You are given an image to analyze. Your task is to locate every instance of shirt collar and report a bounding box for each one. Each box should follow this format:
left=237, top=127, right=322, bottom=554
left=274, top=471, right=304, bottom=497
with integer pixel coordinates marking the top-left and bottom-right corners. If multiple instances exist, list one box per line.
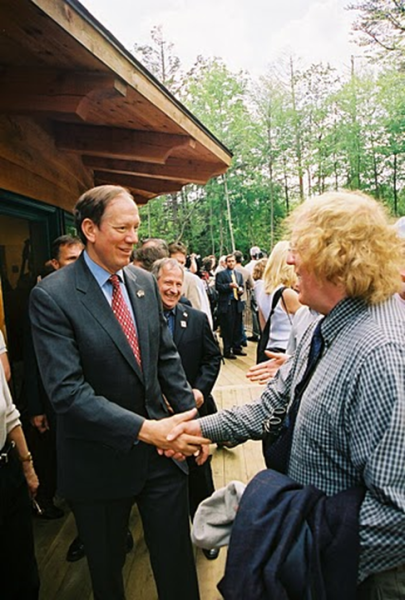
left=84, top=250, right=124, bottom=288
left=321, top=296, right=368, bottom=347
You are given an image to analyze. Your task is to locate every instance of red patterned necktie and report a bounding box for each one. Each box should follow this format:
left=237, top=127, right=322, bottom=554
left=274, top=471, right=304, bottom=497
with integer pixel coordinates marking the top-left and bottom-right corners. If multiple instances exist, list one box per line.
left=109, top=274, right=142, bottom=369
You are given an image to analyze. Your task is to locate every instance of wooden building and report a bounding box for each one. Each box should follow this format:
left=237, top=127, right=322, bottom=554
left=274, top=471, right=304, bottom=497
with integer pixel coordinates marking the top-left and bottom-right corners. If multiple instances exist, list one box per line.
left=0, top=0, right=232, bottom=387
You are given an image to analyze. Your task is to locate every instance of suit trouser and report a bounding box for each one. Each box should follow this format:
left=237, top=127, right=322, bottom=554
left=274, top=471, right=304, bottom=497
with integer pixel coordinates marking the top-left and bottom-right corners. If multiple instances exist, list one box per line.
left=70, top=448, right=200, bottom=600
left=0, top=453, right=40, bottom=600
left=220, top=301, right=242, bottom=354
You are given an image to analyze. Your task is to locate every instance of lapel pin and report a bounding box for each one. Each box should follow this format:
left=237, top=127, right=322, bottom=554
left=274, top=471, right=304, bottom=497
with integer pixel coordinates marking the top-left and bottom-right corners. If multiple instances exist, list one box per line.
left=181, top=320, right=187, bottom=328
left=137, top=290, right=145, bottom=298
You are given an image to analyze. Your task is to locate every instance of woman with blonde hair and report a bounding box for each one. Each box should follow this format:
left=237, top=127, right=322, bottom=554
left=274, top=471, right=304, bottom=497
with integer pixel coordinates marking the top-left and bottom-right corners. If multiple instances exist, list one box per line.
left=256, top=240, right=301, bottom=362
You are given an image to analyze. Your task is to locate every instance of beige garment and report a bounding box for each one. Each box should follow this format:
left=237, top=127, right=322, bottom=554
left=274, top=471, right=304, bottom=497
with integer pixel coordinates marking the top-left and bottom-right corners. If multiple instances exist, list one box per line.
left=230, top=271, right=239, bottom=300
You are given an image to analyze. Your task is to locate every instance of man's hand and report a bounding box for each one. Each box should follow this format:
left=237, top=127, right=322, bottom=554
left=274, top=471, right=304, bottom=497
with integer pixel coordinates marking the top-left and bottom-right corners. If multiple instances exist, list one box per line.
left=195, top=442, right=210, bottom=466
left=138, top=409, right=210, bottom=457
left=192, top=389, right=204, bottom=409
left=30, top=414, right=49, bottom=433
left=166, top=418, right=208, bottom=445
left=246, top=351, right=289, bottom=384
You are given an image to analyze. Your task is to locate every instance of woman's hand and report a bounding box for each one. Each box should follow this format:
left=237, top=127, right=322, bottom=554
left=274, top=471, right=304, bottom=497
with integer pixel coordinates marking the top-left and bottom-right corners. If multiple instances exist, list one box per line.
left=22, top=461, right=39, bottom=498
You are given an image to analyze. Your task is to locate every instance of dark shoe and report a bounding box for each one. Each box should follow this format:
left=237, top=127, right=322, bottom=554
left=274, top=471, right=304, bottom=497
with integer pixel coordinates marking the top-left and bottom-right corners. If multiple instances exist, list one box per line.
left=35, top=502, right=64, bottom=520
left=247, top=336, right=259, bottom=342
left=126, top=530, right=134, bottom=553
left=233, top=349, right=247, bottom=356
left=66, top=536, right=86, bottom=562
left=203, top=548, right=220, bottom=560
left=241, top=341, right=248, bottom=347
left=223, top=352, right=237, bottom=359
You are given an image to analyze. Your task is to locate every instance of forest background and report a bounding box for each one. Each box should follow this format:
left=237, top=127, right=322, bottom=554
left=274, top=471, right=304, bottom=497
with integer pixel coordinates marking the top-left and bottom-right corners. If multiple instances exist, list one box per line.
left=134, top=1, right=405, bottom=259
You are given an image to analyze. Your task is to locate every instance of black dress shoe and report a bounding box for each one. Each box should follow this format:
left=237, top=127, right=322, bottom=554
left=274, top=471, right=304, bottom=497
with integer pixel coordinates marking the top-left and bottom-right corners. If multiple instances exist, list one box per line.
left=126, top=530, right=134, bottom=553
left=233, top=349, right=247, bottom=356
left=247, top=336, right=259, bottom=342
left=223, top=352, right=237, bottom=359
left=241, top=341, right=248, bottom=347
left=202, top=548, right=220, bottom=560
left=66, top=536, right=86, bottom=562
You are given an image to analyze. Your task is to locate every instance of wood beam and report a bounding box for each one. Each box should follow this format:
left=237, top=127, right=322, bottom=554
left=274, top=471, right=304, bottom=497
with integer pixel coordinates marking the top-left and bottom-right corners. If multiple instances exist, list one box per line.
left=55, top=123, right=194, bottom=164
left=83, top=155, right=226, bottom=184
left=0, top=69, right=127, bottom=120
left=94, top=170, right=183, bottom=194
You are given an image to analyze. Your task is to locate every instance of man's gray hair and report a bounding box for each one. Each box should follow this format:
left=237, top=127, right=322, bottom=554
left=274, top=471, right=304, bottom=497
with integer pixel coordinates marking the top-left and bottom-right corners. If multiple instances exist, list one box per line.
left=151, top=257, right=184, bottom=279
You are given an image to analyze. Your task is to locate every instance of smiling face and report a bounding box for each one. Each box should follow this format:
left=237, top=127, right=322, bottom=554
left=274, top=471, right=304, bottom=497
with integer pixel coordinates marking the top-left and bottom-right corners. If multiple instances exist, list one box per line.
left=156, top=263, right=184, bottom=310
left=83, top=194, right=140, bottom=274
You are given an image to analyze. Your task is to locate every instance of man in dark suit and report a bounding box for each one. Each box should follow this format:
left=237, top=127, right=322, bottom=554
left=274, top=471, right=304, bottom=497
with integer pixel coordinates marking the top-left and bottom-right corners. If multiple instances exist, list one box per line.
left=26, top=235, right=84, bottom=520
left=152, top=258, right=222, bottom=560
left=215, top=254, right=246, bottom=359
left=29, top=185, right=205, bottom=600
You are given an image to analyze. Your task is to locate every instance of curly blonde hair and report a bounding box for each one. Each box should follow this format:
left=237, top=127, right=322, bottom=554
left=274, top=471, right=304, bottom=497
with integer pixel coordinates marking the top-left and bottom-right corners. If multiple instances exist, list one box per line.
left=286, top=190, right=402, bottom=305
left=252, top=258, right=268, bottom=281
left=263, top=241, right=297, bottom=294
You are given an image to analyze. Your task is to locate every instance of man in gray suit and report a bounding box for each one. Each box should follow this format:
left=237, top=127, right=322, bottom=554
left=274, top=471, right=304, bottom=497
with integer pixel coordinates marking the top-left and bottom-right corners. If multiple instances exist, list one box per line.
left=29, top=185, right=205, bottom=600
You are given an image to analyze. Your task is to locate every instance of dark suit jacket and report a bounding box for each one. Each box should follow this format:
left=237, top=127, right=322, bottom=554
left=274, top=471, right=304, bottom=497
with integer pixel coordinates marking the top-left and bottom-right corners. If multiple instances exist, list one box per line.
left=29, top=254, right=195, bottom=501
left=173, top=302, right=221, bottom=415
left=215, top=268, right=244, bottom=315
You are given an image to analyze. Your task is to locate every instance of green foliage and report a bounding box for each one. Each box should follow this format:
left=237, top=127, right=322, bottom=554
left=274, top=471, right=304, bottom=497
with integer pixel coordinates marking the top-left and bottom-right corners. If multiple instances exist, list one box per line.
left=136, top=26, right=405, bottom=261
left=348, top=0, right=405, bottom=66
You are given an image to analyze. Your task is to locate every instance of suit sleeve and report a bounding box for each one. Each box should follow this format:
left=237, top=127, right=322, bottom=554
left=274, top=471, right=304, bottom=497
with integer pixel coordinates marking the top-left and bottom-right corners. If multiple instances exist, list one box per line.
left=29, top=285, right=143, bottom=453
left=215, top=271, right=231, bottom=294
left=193, top=314, right=221, bottom=399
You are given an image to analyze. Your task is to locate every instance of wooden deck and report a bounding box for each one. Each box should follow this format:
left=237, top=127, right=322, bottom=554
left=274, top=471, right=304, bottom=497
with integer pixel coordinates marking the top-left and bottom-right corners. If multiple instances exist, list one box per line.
left=33, top=341, right=265, bottom=599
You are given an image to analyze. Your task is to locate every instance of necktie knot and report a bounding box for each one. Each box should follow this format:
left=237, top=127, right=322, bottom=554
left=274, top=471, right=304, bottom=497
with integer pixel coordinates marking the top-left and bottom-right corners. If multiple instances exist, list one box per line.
left=164, top=310, right=175, bottom=335
left=109, top=274, right=121, bottom=288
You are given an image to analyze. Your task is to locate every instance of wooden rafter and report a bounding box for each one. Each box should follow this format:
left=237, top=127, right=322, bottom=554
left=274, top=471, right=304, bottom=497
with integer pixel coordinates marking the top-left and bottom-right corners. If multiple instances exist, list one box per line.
left=0, top=68, right=127, bottom=120
left=55, top=123, right=194, bottom=163
left=94, top=170, right=183, bottom=194
left=83, top=155, right=225, bottom=184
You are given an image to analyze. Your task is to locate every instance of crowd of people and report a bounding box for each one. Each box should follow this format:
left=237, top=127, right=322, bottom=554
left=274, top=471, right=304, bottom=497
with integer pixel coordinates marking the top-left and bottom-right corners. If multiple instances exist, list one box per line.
left=1, top=183, right=404, bottom=600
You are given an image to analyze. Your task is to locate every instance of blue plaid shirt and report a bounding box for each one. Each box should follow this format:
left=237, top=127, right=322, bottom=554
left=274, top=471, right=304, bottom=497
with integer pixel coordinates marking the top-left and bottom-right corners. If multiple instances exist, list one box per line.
left=201, top=296, right=405, bottom=581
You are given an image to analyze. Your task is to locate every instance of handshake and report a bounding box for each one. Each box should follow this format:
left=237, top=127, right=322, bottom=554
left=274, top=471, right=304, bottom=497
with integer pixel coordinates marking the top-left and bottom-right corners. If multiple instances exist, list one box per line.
left=138, top=409, right=211, bottom=465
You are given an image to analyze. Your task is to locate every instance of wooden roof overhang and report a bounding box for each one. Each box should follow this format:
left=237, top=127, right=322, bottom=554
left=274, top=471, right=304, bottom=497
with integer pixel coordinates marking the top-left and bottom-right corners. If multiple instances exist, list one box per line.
left=0, top=0, right=232, bottom=207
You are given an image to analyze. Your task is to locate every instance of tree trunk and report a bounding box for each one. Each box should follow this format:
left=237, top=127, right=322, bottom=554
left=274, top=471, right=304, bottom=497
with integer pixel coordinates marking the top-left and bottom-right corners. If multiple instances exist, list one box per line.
left=223, top=173, right=235, bottom=252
